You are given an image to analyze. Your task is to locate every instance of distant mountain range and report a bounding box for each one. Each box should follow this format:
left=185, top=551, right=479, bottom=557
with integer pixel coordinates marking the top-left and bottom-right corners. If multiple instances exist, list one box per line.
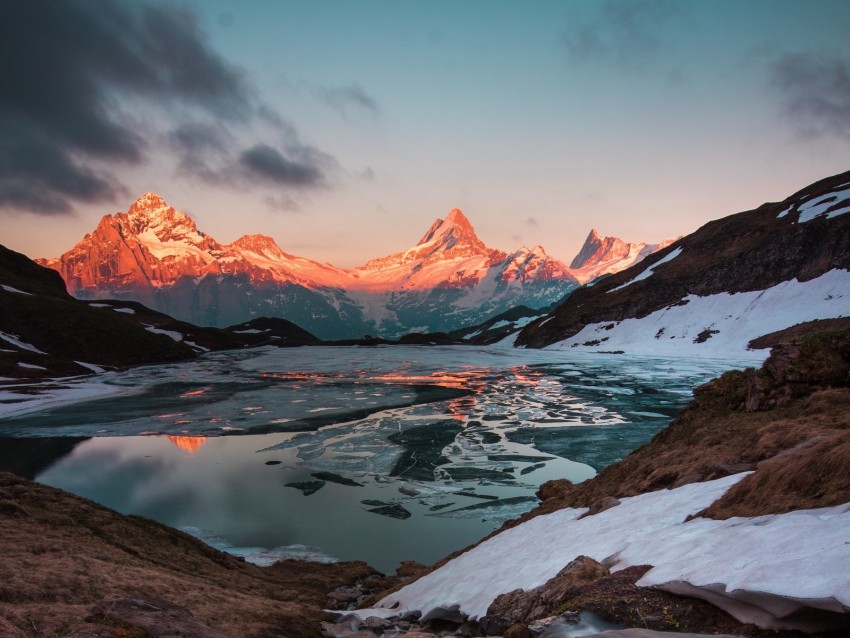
left=516, top=169, right=850, bottom=358
left=38, top=194, right=663, bottom=339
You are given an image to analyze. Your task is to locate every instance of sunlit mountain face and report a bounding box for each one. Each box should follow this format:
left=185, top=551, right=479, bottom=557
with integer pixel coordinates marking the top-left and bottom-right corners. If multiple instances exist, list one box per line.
left=40, top=194, right=661, bottom=340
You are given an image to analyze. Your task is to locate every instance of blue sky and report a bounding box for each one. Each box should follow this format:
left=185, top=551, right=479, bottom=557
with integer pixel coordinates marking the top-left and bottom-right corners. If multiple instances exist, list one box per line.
left=2, top=0, right=849, bottom=267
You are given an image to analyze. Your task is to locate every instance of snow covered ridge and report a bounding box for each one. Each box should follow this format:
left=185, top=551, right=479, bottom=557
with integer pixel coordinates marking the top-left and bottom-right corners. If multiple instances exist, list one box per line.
left=37, top=194, right=668, bottom=339
left=606, top=247, right=682, bottom=293
left=777, top=182, right=850, bottom=223
left=547, top=268, right=850, bottom=359
left=355, top=474, right=850, bottom=632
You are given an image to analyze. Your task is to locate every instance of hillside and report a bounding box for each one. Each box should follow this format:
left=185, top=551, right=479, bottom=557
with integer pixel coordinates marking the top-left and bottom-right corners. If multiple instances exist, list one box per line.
left=515, top=170, right=850, bottom=356
left=0, top=242, right=321, bottom=382
left=0, top=472, right=379, bottom=637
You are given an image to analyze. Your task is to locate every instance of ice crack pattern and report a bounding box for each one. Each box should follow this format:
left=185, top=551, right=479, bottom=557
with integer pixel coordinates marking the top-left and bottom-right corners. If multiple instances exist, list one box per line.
left=9, top=346, right=743, bottom=572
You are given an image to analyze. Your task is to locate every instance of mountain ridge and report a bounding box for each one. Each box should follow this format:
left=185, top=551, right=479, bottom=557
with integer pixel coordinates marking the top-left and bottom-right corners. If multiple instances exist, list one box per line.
left=515, top=169, right=850, bottom=356
left=40, top=196, right=661, bottom=339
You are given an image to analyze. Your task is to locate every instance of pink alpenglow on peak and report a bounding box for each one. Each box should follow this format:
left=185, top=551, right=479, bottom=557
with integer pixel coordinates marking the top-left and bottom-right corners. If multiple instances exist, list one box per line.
left=39, top=195, right=650, bottom=339
left=568, top=228, right=674, bottom=285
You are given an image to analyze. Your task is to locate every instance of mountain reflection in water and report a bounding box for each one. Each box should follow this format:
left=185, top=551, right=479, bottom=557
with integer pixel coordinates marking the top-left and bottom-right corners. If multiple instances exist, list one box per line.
left=0, top=346, right=743, bottom=573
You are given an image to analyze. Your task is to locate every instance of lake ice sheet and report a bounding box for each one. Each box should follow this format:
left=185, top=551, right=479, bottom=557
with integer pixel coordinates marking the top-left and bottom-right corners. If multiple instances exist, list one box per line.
left=0, top=346, right=742, bottom=573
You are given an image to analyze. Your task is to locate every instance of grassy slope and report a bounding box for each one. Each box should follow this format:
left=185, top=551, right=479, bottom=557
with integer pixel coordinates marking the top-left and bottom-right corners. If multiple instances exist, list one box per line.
left=0, top=472, right=377, bottom=637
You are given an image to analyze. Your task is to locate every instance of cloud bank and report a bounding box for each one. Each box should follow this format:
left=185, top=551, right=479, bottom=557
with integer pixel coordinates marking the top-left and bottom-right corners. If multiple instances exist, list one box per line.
left=771, top=51, right=850, bottom=140
left=0, top=0, right=332, bottom=216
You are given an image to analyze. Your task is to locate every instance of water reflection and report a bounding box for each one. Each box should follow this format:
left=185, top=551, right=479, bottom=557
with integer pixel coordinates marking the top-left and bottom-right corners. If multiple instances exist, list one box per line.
left=165, top=435, right=207, bottom=455
left=0, top=346, right=745, bottom=573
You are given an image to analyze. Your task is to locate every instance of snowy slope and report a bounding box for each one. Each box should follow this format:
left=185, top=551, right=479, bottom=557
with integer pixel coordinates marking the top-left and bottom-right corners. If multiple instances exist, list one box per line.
left=549, top=269, right=850, bottom=359
left=517, top=169, right=850, bottom=352
left=356, top=474, right=850, bottom=631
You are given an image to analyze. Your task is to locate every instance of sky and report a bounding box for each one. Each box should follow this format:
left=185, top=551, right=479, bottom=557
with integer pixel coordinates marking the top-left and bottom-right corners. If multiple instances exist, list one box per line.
left=2, top=0, right=849, bottom=268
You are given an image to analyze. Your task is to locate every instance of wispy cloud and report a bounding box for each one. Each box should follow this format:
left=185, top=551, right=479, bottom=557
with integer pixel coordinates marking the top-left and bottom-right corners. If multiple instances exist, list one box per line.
left=561, top=0, right=683, bottom=72
left=770, top=51, right=850, bottom=140
left=0, top=0, right=334, bottom=216
left=315, top=83, right=381, bottom=119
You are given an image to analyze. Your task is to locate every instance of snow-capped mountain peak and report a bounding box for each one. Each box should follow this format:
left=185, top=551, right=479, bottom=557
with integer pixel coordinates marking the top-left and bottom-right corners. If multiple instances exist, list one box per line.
left=412, top=208, right=491, bottom=260
left=42, top=198, right=577, bottom=339
left=122, top=192, right=205, bottom=247
left=568, top=228, right=669, bottom=285
left=229, top=234, right=289, bottom=261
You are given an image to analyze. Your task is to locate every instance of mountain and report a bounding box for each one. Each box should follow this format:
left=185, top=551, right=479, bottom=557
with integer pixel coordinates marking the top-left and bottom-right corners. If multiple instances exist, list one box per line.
left=347, top=209, right=579, bottom=335
left=0, top=242, right=321, bottom=381
left=0, top=242, right=198, bottom=379
left=569, top=229, right=675, bottom=285
left=515, top=170, right=850, bottom=357
left=40, top=197, right=580, bottom=339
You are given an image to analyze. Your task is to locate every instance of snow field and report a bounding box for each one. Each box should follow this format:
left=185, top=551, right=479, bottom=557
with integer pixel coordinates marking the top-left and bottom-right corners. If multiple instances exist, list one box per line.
left=549, top=269, right=850, bottom=359
left=359, top=474, right=850, bottom=631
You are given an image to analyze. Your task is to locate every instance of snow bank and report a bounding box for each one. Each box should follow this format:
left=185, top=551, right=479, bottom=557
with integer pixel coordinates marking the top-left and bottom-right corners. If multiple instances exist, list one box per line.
left=607, top=247, right=682, bottom=293
left=549, top=269, right=850, bottom=359
left=356, top=474, right=850, bottom=631
left=0, top=330, right=47, bottom=354
left=1, top=284, right=32, bottom=295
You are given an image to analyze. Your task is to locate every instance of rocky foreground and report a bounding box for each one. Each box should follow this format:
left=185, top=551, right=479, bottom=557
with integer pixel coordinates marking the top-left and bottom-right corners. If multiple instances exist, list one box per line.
left=1, top=327, right=849, bottom=637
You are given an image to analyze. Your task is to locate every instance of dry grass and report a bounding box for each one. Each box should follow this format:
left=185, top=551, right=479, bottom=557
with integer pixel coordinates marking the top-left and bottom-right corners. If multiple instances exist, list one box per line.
left=0, top=473, right=377, bottom=637
left=504, top=329, right=850, bottom=530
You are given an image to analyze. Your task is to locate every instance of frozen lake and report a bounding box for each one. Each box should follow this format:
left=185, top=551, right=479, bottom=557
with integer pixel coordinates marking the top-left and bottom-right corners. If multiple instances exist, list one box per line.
left=0, top=345, right=745, bottom=573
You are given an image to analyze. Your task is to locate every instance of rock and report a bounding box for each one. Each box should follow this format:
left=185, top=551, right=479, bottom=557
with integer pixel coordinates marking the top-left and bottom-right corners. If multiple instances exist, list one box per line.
left=484, top=556, right=609, bottom=630
left=584, top=631, right=744, bottom=638
left=86, top=596, right=232, bottom=638
left=327, top=585, right=363, bottom=608
left=478, top=614, right=514, bottom=635
left=527, top=611, right=580, bottom=635
left=457, top=620, right=483, bottom=636
left=580, top=496, right=621, bottom=518
left=321, top=621, right=378, bottom=638
left=360, top=616, right=397, bottom=631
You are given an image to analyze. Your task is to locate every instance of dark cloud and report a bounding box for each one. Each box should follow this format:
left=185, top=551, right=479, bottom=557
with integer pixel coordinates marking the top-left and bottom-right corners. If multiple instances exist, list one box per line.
left=239, top=144, right=325, bottom=187
left=561, top=0, right=682, bottom=71
left=0, top=0, right=331, bottom=216
left=525, top=217, right=538, bottom=227
left=770, top=52, right=850, bottom=139
left=316, top=84, right=380, bottom=119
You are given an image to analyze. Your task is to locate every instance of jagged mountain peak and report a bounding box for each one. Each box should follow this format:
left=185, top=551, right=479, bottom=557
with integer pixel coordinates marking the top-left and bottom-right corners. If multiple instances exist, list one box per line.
left=122, top=192, right=199, bottom=241
left=570, top=229, right=628, bottom=270
left=412, top=208, right=490, bottom=260
left=231, top=233, right=283, bottom=253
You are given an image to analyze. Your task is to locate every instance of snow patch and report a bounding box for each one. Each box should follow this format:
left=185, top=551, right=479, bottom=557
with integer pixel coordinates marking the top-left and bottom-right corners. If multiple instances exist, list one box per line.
left=113, top=307, right=136, bottom=314
left=73, top=361, right=106, bottom=374
left=1, top=284, right=32, bottom=295
left=359, top=474, right=850, bottom=631
left=553, top=269, right=850, bottom=359
left=18, top=362, right=47, bottom=370
left=0, top=331, right=47, bottom=355
left=797, top=186, right=850, bottom=223
left=144, top=325, right=184, bottom=342
left=607, top=247, right=682, bottom=293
